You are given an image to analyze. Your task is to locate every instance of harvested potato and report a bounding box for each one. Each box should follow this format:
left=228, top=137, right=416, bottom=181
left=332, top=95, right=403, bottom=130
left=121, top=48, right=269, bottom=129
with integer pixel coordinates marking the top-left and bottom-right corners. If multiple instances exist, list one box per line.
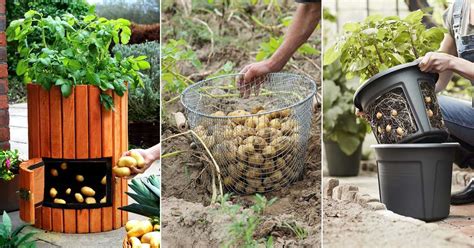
left=130, top=150, right=146, bottom=168
left=85, top=197, right=96, bottom=204
left=233, top=125, right=255, bottom=138
left=129, top=237, right=141, bottom=248
left=126, top=220, right=141, bottom=232
left=201, top=135, right=215, bottom=148
left=376, top=112, right=383, bottom=119
left=243, top=136, right=267, bottom=150
left=101, top=176, right=107, bottom=185
left=281, top=119, right=297, bottom=135
left=271, top=170, right=283, bottom=182
left=75, top=193, right=84, bottom=203
left=141, top=231, right=161, bottom=244
left=263, top=160, right=274, bottom=172
left=425, top=96, right=432, bottom=103
left=211, top=111, right=226, bottom=117
left=391, top=109, right=398, bottom=116
left=228, top=162, right=246, bottom=176
left=60, top=162, right=67, bottom=170
left=50, top=188, right=58, bottom=198
left=234, top=180, right=246, bottom=193
left=223, top=176, right=234, bottom=187
left=427, top=109, right=433, bottom=117
left=396, top=127, right=404, bottom=136
left=247, top=178, right=262, bottom=188
left=386, top=125, right=392, bottom=133
left=54, top=198, right=66, bottom=204
left=255, top=121, right=267, bottom=130
left=65, top=188, right=71, bottom=195
left=251, top=106, right=264, bottom=114
left=271, top=136, right=291, bottom=154
left=245, top=187, right=256, bottom=194
left=256, top=127, right=282, bottom=140
left=269, top=119, right=281, bottom=129
left=81, top=186, right=96, bottom=197
left=118, top=156, right=137, bottom=168
left=113, top=166, right=131, bottom=177
left=127, top=220, right=153, bottom=238
left=275, top=158, right=286, bottom=168
left=246, top=168, right=261, bottom=179
left=262, top=145, right=276, bottom=158
left=50, top=169, right=58, bottom=177
left=223, top=127, right=234, bottom=140
left=244, top=116, right=258, bottom=128
left=194, top=125, right=207, bottom=138
left=228, top=110, right=251, bottom=125
left=140, top=244, right=151, bottom=248
left=237, top=145, right=248, bottom=161
left=76, top=175, right=84, bottom=182
left=150, top=234, right=160, bottom=248
left=248, top=153, right=264, bottom=165
left=100, top=196, right=106, bottom=204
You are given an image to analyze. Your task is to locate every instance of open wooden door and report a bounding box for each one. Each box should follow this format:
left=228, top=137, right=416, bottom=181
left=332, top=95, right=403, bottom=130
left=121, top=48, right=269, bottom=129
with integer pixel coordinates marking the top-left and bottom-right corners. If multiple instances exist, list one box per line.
left=19, top=158, right=44, bottom=224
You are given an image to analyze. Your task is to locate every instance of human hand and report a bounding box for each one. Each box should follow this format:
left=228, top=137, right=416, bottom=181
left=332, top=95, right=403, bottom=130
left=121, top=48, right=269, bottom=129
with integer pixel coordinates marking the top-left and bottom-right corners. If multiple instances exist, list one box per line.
left=121, top=148, right=159, bottom=178
left=419, top=52, right=455, bottom=73
left=238, top=59, right=282, bottom=98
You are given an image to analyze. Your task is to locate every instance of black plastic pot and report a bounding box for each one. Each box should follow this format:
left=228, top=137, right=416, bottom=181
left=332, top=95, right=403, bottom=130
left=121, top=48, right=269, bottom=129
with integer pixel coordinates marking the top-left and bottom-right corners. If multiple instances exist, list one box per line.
left=0, top=175, right=19, bottom=212
left=372, top=143, right=459, bottom=221
left=354, top=61, right=448, bottom=144
left=325, top=140, right=362, bottom=177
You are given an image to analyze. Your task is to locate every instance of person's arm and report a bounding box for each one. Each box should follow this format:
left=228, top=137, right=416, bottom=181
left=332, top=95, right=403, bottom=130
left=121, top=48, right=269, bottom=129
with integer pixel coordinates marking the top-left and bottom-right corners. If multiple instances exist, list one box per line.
left=434, top=34, right=457, bottom=92
left=124, top=143, right=161, bottom=176
left=239, top=3, right=321, bottom=87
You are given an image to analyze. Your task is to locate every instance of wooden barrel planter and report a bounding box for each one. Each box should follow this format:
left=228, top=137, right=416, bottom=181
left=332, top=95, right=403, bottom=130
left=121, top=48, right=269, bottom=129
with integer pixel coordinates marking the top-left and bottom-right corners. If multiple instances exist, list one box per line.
left=19, top=84, right=129, bottom=233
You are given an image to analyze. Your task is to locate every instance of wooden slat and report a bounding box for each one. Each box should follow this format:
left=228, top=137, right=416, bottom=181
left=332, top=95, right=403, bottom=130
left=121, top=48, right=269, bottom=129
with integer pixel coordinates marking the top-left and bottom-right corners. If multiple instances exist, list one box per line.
left=50, top=87, right=63, bottom=158
left=88, top=87, right=102, bottom=158
left=19, top=165, right=25, bottom=221
left=101, top=207, right=113, bottom=232
left=39, top=87, right=51, bottom=157
left=27, top=84, right=41, bottom=159
left=77, top=209, right=89, bottom=233
left=62, top=88, right=75, bottom=159
left=75, top=86, right=89, bottom=158
left=90, top=208, right=102, bottom=233
left=63, top=209, right=76, bottom=233
left=34, top=206, right=42, bottom=228
left=121, top=178, right=128, bottom=224
left=51, top=208, right=64, bottom=232
left=42, top=207, right=52, bottom=231
left=101, top=91, right=113, bottom=158
left=113, top=177, right=122, bottom=229
left=121, top=92, right=129, bottom=225
left=19, top=161, right=35, bottom=223
left=113, top=93, right=125, bottom=226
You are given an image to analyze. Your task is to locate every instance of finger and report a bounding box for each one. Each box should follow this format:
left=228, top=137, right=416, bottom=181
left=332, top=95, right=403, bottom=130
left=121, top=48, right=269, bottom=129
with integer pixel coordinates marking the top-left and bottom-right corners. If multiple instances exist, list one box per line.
left=419, top=53, right=432, bottom=71
left=243, top=70, right=255, bottom=98
left=238, top=66, right=250, bottom=97
left=130, top=166, right=144, bottom=175
left=254, top=76, right=263, bottom=96
left=121, top=151, right=131, bottom=157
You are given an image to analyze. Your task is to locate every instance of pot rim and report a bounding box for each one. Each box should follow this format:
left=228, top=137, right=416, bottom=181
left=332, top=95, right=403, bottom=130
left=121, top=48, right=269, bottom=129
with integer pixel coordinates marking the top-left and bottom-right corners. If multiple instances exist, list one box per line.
left=353, top=60, right=439, bottom=110
left=371, top=142, right=459, bottom=149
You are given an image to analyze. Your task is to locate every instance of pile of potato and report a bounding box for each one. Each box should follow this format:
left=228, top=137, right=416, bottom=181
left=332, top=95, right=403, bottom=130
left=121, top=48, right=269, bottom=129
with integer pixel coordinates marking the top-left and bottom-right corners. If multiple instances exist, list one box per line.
left=194, top=107, right=302, bottom=194
left=113, top=151, right=146, bottom=177
left=49, top=162, right=107, bottom=205
left=124, top=220, right=160, bottom=248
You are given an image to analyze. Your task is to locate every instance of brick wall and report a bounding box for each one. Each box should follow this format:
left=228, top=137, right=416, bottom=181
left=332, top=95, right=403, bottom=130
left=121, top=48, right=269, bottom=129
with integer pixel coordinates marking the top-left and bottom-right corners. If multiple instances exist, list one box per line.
left=0, top=0, right=9, bottom=150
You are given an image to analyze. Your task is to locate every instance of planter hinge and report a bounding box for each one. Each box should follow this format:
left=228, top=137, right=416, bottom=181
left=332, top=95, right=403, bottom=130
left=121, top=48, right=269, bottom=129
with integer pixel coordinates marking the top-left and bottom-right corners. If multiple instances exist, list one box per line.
left=18, top=188, right=31, bottom=201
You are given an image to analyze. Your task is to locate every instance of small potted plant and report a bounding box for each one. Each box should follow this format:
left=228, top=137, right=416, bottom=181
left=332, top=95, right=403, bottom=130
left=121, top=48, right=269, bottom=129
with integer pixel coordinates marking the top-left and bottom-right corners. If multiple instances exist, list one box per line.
left=0, top=150, right=21, bottom=212
left=6, top=10, right=150, bottom=110
left=323, top=61, right=369, bottom=176
left=324, top=10, right=447, bottom=144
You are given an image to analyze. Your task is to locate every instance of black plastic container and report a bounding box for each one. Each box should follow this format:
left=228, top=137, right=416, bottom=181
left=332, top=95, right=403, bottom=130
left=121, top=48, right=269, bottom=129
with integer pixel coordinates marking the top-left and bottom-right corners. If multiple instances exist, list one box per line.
left=325, top=140, right=362, bottom=177
left=354, top=61, right=448, bottom=144
left=372, top=143, right=459, bottom=221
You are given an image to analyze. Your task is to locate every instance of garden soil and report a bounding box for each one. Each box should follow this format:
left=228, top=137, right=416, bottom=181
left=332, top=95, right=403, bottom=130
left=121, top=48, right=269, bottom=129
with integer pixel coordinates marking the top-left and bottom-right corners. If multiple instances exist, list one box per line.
left=161, top=107, right=321, bottom=247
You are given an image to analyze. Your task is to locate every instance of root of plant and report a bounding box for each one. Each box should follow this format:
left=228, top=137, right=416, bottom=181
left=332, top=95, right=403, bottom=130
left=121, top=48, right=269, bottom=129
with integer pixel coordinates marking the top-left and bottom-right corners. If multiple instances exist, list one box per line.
left=420, top=81, right=445, bottom=130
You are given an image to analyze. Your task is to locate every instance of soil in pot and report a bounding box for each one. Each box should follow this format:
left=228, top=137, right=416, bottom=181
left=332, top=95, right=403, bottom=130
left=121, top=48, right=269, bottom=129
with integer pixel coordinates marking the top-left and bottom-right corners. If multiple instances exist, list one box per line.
left=325, top=140, right=362, bottom=177
left=372, top=143, right=459, bottom=221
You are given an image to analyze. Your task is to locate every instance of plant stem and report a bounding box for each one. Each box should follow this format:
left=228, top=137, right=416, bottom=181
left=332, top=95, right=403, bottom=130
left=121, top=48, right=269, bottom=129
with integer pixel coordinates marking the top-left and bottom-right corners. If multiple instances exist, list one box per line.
left=374, top=43, right=384, bottom=64
left=408, top=27, right=419, bottom=58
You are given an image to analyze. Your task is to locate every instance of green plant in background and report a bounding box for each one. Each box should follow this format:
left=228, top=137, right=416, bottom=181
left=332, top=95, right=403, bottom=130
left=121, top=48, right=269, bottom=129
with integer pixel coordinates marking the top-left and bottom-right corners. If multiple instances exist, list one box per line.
left=113, top=42, right=160, bottom=122
left=324, top=10, right=445, bottom=81
left=0, top=211, right=36, bottom=248
left=220, top=194, right=277, bottom=248
left=0, top=150, right=21, bottom=182
left=120, top=175, right=160, bottom=220
left=7, top=11, right=150, bottom=109
left=323, top=61, right=369, bottom=155
left=162, top=39, right=202, bottom=94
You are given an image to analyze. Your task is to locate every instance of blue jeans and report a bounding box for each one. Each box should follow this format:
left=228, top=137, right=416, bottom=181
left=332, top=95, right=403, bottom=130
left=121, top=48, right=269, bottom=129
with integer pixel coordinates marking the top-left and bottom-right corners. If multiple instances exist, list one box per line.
left=438, top=95, right=474, bottom=148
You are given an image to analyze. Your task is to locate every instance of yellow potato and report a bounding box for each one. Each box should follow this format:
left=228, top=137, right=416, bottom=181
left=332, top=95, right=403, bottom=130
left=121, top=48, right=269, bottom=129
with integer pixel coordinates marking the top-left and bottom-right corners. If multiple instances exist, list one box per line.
left=54, top=198, right=66, bottom=204
left=150, top=235, right=160, bottom=248
left=269, top=119, right=281, bottom=129
left=246, top=168, right=261, bottom=179
left=153, top=224, right=160, bottom=231
left=228, top=110, right=250, bottom=125
left=256, top=127, right=282, bottom=140
left=140, top=244, right=150, bottom=248
left=141, top=231, right=161, bottom=244
left=101, top=176, right=107, bottom=185
left=244, top=116, right=258, bottom=128
left=129, top=237, right=141, bottom=248
left=65, top=188, right=71, bottom=195
left=223, top=176, right=234, bottom=187
left=201, top=135, right=215, bottom=148
left=85, top=197, right=96, bottom=204
left=50, top=169, right=58, bottom=177
left=81, top=186, right=96, bottom=197
left=100, top=196, right=106, bottom=204
left=243, top=136, right=267, bottom=150
left=76, top=175, right=84, bottom=182
left=130, top=150, right=146, bottom=168
left=50, top=188, right=58, bottom=198
left=60, top=162, right=67, bottom=170
left=118, top=156, right=137, bottom=168
left=281, top=119, right=297, bottom=135
left=127, top=220, right=153, bottom=238
left=262, top=145, right=277, bottom=158
left=247, top=178, right=262, bottom=188
left=75, top=193, right=84, bottom=203
left=248, top=153, right=264, bottom=165
left=250, top=106, right=264, bottom=114
left=211, top=111, right=226, bottom=117
left=113, top=166, right=131, bottom=177
left=126, top=220, right=142, bottom=232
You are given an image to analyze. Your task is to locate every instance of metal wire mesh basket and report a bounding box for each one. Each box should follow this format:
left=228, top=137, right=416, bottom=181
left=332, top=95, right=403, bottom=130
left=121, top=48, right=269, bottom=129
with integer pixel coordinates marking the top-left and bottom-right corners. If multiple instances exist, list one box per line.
left=181, top=73, right=317, bottom=194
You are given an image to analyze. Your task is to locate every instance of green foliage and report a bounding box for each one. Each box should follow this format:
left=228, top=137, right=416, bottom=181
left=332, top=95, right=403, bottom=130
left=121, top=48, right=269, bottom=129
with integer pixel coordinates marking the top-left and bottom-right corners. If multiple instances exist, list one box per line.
left=119, top=175, right=160, bottom=219
left=324, top=10, right=446, bottom=82
left=162, top=39, right=202, bottom=94
left=282, top=221, right=308, bottom=240
left=7, top=11, right=150, bottom=109
left=256, top=36, right=320, bottom=61
left=220, top=194, right=277, bottom=248
left=323, top=61, right=369, bottom=155
left=6, top=0, right=94, bottom=76
left=0, top=150, right=21, bottom=182
left=95, top=0, right=160, bottom=24
left=113, top=42, right=160, bottom=122
left=7, top=77, right=27, bottom=104
left=0, top=211, right=36, bottom=248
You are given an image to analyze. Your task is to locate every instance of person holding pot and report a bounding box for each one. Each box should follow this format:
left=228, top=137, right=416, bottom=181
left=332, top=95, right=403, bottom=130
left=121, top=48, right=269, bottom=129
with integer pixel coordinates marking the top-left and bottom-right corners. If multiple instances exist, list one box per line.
left=239, top=0, right=321, bottom=91
left=418, top=0, right=474, bottom=205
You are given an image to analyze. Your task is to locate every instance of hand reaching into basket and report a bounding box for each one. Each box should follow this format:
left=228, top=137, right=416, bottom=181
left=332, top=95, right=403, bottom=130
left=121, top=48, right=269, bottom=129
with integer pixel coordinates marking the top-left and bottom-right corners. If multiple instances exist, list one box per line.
left=119, top=143, right=161, bottom=178
left=238, top=2, right=321, bottom=98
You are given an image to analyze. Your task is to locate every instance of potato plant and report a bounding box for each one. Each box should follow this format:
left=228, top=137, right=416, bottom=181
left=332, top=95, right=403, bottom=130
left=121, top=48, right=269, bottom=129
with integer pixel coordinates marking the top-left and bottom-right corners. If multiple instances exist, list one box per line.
left=193, top=106, right=301, bottom=194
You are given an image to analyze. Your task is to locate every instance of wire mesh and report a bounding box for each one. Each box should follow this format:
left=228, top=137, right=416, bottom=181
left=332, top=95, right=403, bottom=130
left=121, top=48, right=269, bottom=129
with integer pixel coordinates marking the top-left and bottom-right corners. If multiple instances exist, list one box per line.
left=181, top=73, right=317, bottom=194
